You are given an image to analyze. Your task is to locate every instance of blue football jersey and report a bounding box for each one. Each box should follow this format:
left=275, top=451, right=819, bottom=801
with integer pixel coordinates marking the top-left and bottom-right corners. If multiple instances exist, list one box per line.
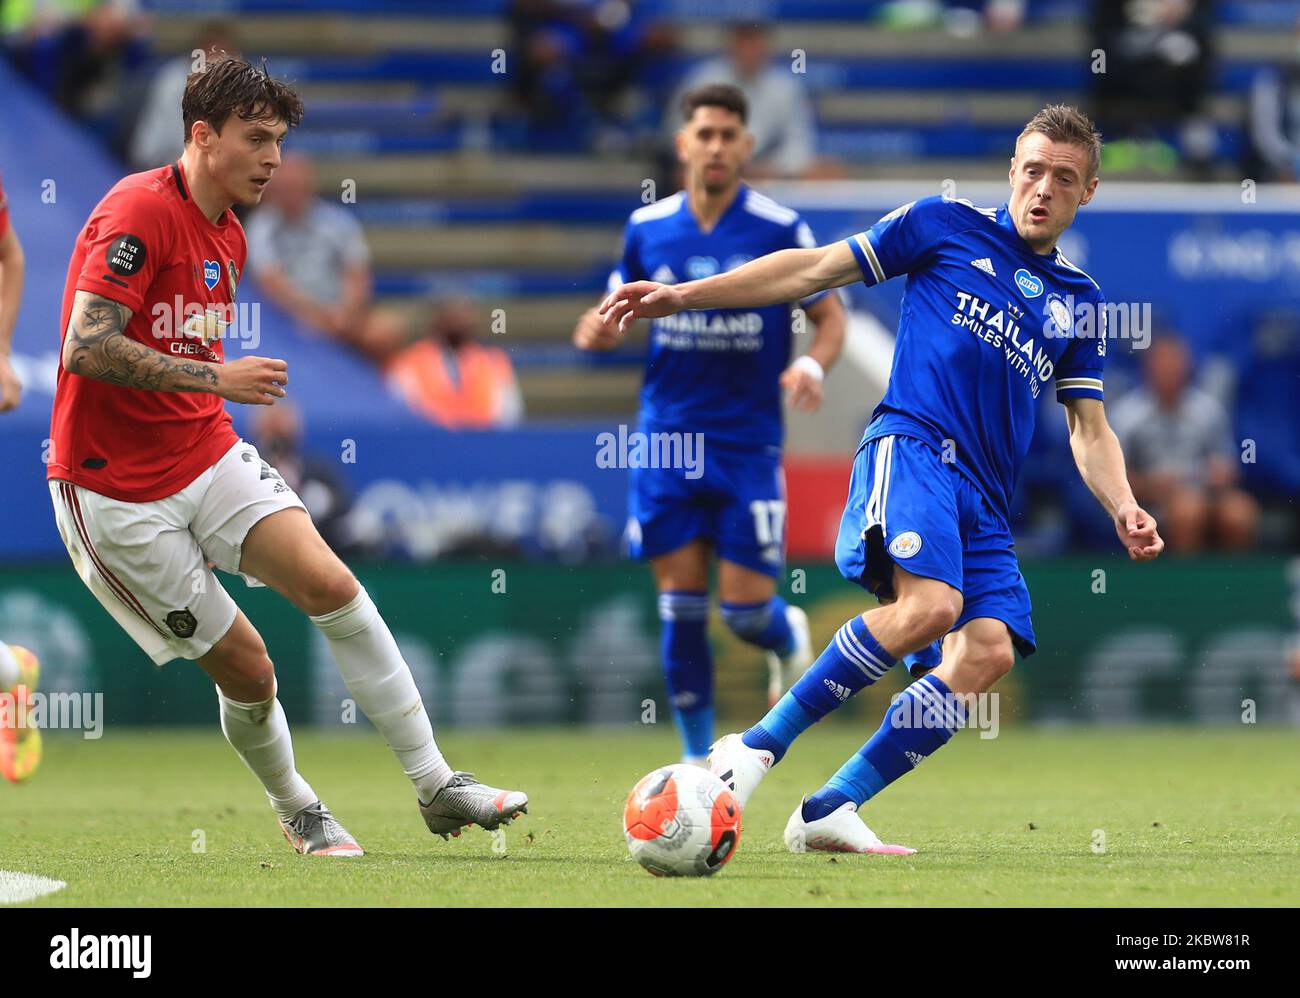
left=612, top=184, right=827, bottom=449
left=846, top=195, right=1106, bottom=518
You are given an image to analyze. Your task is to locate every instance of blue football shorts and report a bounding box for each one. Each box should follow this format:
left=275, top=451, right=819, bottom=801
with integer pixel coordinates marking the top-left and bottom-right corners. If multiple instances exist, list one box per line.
left=834, top=433, right=1036, bottom=657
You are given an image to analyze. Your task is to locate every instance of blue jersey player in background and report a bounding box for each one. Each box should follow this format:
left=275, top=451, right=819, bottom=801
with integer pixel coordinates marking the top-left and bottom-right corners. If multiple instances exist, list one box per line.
left=602, top=105, right=1164, bottom=853
left=574, top=84, right=847, bottom=764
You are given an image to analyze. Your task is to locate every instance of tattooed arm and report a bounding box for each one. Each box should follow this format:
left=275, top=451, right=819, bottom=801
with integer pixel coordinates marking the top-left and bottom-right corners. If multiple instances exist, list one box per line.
left=61, top=290, right=219, bottom=392
left=60, top=290, right=289, bottom=405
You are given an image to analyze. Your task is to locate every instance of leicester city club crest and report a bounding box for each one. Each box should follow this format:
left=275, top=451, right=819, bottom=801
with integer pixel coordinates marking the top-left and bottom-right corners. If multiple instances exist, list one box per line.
left=1045, top=292, right=1073, bottom=337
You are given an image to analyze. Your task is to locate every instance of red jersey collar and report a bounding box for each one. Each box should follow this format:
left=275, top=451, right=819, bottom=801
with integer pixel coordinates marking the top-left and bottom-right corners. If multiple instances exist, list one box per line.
left=171, top=160, right=233, bottom=231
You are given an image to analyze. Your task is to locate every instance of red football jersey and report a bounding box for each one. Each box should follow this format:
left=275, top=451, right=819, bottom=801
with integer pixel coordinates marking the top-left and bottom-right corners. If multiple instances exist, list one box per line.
left=0, top=173, right=9, bottom=239
left=48, top=162, right=245, bottom=501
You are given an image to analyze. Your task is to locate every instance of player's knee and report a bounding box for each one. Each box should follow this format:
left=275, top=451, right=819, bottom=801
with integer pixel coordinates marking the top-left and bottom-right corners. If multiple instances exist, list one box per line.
left=719, top=600, right=773, bottom=640
left=964, top=639, right=1014, bottom=689
left=209, top=643, right=275, bottom=703
left=201, top=610, right=275, bottom=692
left=296, top=565, right=360, bottom=617
left=894, top=591, right=962, bottom=646
left=226, top=668, right=275, bottom=705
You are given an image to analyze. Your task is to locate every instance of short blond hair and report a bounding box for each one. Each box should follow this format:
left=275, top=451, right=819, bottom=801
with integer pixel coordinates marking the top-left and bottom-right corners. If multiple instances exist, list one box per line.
left=1016, top=104, right=1102, bottom=180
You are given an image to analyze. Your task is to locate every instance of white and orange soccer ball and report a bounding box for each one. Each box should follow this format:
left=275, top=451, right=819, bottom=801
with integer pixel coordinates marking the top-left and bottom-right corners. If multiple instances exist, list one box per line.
left=623, top=764, right=742, bottom=877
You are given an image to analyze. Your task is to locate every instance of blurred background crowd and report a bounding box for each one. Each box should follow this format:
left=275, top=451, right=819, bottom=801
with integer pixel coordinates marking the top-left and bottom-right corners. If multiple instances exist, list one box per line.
left=1, top=0, right=1297, bottom=564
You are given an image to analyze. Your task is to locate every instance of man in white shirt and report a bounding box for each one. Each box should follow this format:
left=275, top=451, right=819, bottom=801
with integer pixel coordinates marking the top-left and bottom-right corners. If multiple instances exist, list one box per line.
left=246, top=152, right=408, bottom=362
left=665, top=23, right=833, bottom=179
left=1109, top=335, right=1259, bottom=552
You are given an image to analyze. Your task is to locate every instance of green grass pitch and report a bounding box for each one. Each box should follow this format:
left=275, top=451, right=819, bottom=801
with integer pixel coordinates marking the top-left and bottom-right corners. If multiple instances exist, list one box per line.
left=2, top=726, right=1296, bottom=907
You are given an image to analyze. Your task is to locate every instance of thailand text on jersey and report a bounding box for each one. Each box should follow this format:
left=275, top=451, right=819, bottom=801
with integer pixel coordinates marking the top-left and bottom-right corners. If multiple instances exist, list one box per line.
left=846, top=195, right=1106, bottom=518
left=611, top=183, right=827, bottom=450
left=49, top=161, right=245, bottom=502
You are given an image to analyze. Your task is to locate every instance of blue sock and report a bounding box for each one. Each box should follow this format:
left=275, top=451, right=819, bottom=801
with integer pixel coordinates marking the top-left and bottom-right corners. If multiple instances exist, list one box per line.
left=742, top=615, right=896, bottom=763
left=803, top=674, right=965, bottom=821
left=658, top=591, right=713, bottom=758
left=719, top=597, right=795, bottom=656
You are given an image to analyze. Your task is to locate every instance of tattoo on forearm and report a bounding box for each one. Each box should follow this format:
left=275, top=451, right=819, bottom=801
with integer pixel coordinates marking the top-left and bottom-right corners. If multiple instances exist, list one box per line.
left=64, top=292, right=218, bottom=393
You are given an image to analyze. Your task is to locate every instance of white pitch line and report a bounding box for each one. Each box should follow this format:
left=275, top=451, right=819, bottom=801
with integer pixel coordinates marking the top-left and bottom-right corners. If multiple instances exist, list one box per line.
left=0, top=870, right=67, bottom=904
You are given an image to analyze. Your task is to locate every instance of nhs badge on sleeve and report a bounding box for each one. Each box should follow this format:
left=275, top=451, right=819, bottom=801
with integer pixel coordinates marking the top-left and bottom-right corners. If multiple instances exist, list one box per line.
left=203, top=259, right=220, bottom=290
left=1014, top=268, right=1043, bottom=299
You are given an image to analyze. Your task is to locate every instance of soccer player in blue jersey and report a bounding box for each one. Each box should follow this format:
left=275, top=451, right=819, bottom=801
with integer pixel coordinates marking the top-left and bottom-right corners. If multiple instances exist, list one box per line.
left=574, top=83, right=847, bottom=764
left=601, top=105, right=1164, bottom=853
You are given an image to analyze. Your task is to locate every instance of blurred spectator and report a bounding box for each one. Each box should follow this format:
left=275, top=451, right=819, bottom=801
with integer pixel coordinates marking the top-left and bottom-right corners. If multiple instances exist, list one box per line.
left=246, top=152, right=407, bottom=363
left=1244, top=19, right=1300, bottom=183
left=1236, top=310, right=1300, bottom=545
left=128, top=20, right=237, bottom=171
left=384, top=298, right=524, bottom=429
left=1090, top=0, right=1216, bottom=176
left=665, top=22, right=839, bottom=180
left=1109, top=336, right=1259, bottom=553
left=3, top=0, right=149, bottom=121
left=508, top=0, right=674, bottom=152
left=878, top=0, right=1025, bottom=35
left=248, top=401, right=363, bottom=557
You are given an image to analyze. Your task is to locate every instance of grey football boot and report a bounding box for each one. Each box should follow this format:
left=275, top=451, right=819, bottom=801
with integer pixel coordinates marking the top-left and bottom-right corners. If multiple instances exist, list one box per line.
left=280, top=800, right=364, bottom=857
left=419, top=772, right=529, bottom=839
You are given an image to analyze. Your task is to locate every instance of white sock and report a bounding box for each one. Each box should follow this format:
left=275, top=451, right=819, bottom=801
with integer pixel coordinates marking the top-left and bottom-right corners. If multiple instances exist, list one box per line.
left=0, top=642, right=19, bottom=691
left=218, top=688, right=318, bottom=821
left=310, top=587, right=452, bottom=804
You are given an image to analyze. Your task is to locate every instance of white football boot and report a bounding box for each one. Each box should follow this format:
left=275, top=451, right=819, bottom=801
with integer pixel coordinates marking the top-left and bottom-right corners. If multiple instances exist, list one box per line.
left=280, top=800, right=364, bottom=857
left=784, top=798, right=916, bottom=855
left=420, top=771, right=529, bottom=840
left=766, top=604, right=813, bottom=707
left=707, top=732, right=774, bottom=809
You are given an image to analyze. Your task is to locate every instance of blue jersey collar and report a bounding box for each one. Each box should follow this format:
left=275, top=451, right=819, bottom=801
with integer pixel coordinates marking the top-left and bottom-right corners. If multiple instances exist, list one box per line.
left=678, top=182, right=750, bottom=235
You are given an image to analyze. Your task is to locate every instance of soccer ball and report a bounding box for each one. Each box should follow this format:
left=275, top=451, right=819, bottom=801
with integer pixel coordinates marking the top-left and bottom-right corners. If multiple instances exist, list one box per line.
left=623, top=764, right=742, bottom=877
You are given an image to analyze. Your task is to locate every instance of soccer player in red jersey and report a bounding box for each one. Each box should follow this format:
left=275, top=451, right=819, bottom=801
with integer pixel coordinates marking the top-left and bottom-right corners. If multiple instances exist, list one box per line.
left=0, top=169, right=44, bottom=785
left=47, top=58, right=528, bottom=854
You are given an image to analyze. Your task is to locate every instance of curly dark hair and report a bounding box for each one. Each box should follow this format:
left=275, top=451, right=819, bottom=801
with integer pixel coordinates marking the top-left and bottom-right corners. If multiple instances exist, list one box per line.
left=182, top=56, right=304, bottom=144
left=681, top=83, right=748, bottom=125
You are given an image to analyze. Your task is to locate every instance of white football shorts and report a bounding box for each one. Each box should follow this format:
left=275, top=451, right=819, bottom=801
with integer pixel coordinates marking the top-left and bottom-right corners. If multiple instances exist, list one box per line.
left=49, top=439, right=307, bottom=666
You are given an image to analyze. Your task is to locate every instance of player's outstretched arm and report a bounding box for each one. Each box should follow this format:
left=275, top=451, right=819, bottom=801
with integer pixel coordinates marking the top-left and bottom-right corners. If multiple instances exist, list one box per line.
left=601, top=240, right=861, bottom=332
left=61, top=290, right=289, bottom=405
left=1065, top=397, right=1164, bottom=561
